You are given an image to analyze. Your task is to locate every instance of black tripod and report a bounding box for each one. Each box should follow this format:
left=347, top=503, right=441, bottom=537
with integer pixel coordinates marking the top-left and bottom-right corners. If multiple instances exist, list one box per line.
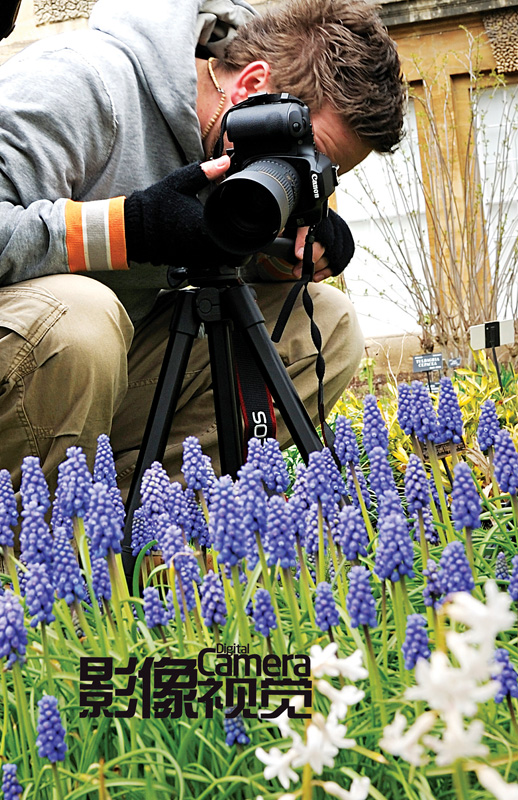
left=120, top=265, right=323, bottom=581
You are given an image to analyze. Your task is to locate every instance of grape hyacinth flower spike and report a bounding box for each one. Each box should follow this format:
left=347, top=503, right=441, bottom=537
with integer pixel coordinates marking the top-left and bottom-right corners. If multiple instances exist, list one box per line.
left=435, top=376, right=464, bottom=448
left=143, top=585, right=172, bottom=629
left=439, top=541, right=474, bottom=600
left=36, top=695, right=68, bottom=762
left=1, top=764, right=22, bottom=800
left=450, top=461, right=481, bottom=570
left=224, top=710, right=250, bottom=747
left=362, top=394, right=389, bottom=455
left=20, top=456, right=50, bottom=513
left=0, top=590, right=28, bottom=668
left=253, top=587, right=278, bottom=640
left=493, top=429, right=518, bottom=499
left=401, top=613, right=431, bottom=670
left=0, top=470, right=19, bottom=590
left=315, top=582, right=340, bottom=633
left=397, top=382, right=414, bottom=437
left=200, top=570, right=227, bottom=629
left=93, top=434, right=125, bottom=525
left=477, top=400, right=501, bottom=452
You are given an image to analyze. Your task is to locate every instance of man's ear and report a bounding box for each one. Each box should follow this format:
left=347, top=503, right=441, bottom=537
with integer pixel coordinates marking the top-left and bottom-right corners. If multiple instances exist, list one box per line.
left=230, top=61, right=271, bottom=104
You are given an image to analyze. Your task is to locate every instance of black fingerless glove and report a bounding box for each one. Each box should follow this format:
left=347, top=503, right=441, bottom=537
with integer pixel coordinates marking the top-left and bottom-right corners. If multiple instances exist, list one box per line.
left=124, top=162, right=238, bottom=268
left=313, top=208, right=355, bottom=276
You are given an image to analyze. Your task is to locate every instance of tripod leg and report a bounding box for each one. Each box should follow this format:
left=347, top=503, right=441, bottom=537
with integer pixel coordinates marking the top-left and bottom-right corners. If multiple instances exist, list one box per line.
left=121, top=290, right=200, bottom=578
left=197, top=287, right=243, bottom=478
left=226, top=283, right=322, bottom=461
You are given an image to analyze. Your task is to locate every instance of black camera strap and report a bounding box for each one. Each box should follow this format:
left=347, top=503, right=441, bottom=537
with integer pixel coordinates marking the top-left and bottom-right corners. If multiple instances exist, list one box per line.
left=271, top=227, right=331, bottom=448
left=232, top=331, right=277, bottom=447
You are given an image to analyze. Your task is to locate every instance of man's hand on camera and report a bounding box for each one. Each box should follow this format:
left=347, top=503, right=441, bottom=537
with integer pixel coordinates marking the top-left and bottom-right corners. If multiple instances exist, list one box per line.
left=291, top=209, right=355, bottom=282
left=124, top=155, right=236, bottom=267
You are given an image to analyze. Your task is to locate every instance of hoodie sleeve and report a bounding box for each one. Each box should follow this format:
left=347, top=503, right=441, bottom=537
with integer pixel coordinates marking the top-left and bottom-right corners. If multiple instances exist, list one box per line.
left=0, top=46, right=128, bottom=286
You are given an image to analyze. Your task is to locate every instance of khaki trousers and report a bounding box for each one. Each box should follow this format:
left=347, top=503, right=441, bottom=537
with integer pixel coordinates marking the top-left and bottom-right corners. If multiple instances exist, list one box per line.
left=0, top=273, right=364, bottom=498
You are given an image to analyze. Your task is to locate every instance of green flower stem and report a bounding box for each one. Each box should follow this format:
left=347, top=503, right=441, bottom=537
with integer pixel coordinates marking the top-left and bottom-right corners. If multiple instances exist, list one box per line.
left=452, top=760, right=470, bottom=800
left=107, top=552, right=129, bottom=661
left=296, top=538, right=316, bottom=627
left=428, top=443, right=455, bottom=542
left=449, top=442, right=459, bottom=467
left=73, top=517, right=92, bottom=576
left=381, top=581, right=388, bottom=673
left=327, top=530, right=348, bottom=612
left=51, top=762, right=66, bottom=800
left=12, top=661, right=37, bottom=772
left=464, top=526, right=475, bottom=574
left=350, top=464, right=375, bottom=542
left=255, top=533, right=286, bottom=654
left=511, top=494, right=518, bottom=533
left=193, top=585, right=212, bottom=648
left=0, top=668, right=9, bottom=758
left=507, top=696, right=518, bottom=738
left=363, top=626, right=387, bottom=726
left=399, top=576, right=413, bottom=616
left=168, top=565, right=185, bottom=657
left=4, top=546, right=20, bottom=594
left=176, top=577, right=196, bottom=645
left=390, top=582, right=407, bottom=677
left=281, top=568, right=304, bottom=650
left=73, top=600, right=102, bottom=656
left=417, top=510, right=429, bottom=570
left=487, top=447, right=501, bottom=509
left=196, top=489, right=210, bottom=525
left=40, top=623, right=55, bottom=696
left=317, top=503, right=325, bottom=585
left=231, top=565, right=252, bottom=648
left=192, top=537, right=208, bottom=577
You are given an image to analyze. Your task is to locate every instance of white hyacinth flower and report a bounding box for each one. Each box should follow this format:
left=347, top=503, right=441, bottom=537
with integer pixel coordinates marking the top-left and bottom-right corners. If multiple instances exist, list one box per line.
left=291, top=712, right=355, bottom=774
left=255, top=746, right=299, bottom=790
left=422, top=710, right=488, bottom=766
left=258, top=696, right=304, bottom=744
left=476, top=765, right=518, bottom=800
left=379, top=711, right=436, bottom=766
left=405, top=651, right=497, bottom=716
left=315, top=680, right=365, bottom=719
left=446, top=630, right=500, bottom=684
left=310, top=643, right=368, bottom=680
left=446, top=582, right=515, bottom=647
left=322, top=777, right=371, bottom=800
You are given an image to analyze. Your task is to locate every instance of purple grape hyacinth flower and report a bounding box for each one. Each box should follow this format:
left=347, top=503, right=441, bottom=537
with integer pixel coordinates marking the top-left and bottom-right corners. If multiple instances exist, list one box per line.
left=346, top=565, right=377, bottom=628
left=263, top=438, right=290, bottom=494
left=402, top=613, right=431, bottom=669
left=209, top=476, right=247, bottom=567
left=404, top=454, right=431, bottom=514
left=224, top=710, right=250, bottom=746
left=19, top=501, right=53, bottom=569
left=435, top=377, right=464, bottom=445
left=493, top=429, right=518, bottom=496
left=265, top=495, right=297, bottom=569
left=140, top=461, right=172, bottom=519
left=495, top=551, right=509, bottom=581
left=450, top=462, right=481, bottom=531
left=410, top=380, right=439, bottom=443
left=236, top=462, right=266, bottom=568
left=91, top=556, right=112, bottom=604
left=200, top=570, right=227, bottom=628
left=368, top=446, right=397, bottom=500
left=477, top=400, right=501, bottom=452
left=347, top=465, right=371, bottom=509
left=315, top=582, right=340, bottom=631
left=0, top=470, right=17, bottom=548
left=1, top=764, right=22, bottom=800
left=439, top=541, right=474, bottom=598
left=131, top=506, right=158, bottom=557
left=253, top=588, right=278, bottom=638
left=374, top=510, right=414, bottom=583
left=363, top=394, right=389, bottom=455
left=305, top=450, right=339, bottom=521
left=0, top=590, right=27, bottom=668
left=181, top=436, right=213, bottom=490
left=20, top=456, right=50, bottom=513
left=55, top=446, right=92, bottom=519
left=397, top=383, right=414, bottom=436
left=36, top=695, right=67, bottom=762
left=143, top=585, right=172, bottom=628
left=25, top=563, right=56, bottom=627
left=422, top=560, right=444, bottom=609
left=93, top=434, right=125, bottom=525
left=53, top=526, right=86, bottom=606
left=492, top=649, right=518, bottom=704
left=333, top=505, right=369, bottom=561
left=87, top=482, right=124, bottom=558
left=334, top=415, right=360, bottom=466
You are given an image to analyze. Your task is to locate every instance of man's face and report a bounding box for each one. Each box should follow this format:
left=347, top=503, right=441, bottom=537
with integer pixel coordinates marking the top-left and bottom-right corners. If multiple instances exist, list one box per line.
left=310, top=103, right=371, bottom=176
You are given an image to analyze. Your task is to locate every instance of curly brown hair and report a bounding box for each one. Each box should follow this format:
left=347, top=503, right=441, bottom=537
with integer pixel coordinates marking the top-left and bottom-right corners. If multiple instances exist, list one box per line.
left=222, top=0, right=405, bottom=153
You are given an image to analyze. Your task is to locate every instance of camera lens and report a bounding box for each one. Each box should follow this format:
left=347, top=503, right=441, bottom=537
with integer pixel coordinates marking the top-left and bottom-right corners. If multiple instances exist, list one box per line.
left=204, top=158, right=301, bottom=255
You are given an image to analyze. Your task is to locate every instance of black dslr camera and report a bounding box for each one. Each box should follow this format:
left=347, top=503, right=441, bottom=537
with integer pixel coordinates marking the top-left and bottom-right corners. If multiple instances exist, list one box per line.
left=204, top=93, right=338, bottom=255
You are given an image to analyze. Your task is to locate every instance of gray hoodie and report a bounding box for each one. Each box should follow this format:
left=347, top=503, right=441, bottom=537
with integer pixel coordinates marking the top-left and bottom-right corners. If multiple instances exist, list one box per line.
left=0, top=0, right=256, bottom=322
